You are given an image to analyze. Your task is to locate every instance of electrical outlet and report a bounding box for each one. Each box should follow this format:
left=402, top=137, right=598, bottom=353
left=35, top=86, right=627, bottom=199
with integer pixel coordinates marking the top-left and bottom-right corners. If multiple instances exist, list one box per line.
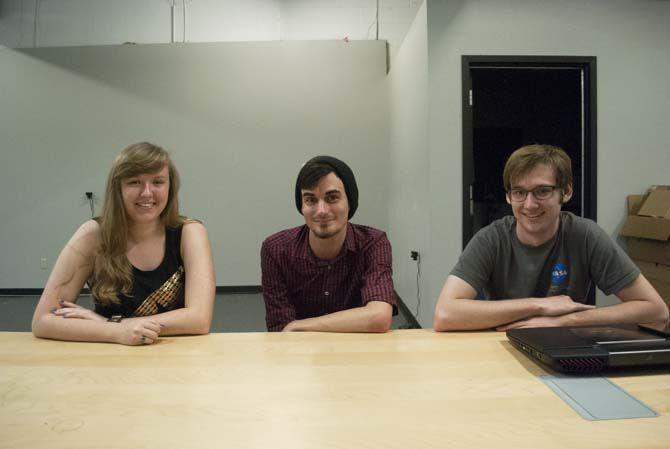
left=40, top=257, right=47, bottom=270
left=410, top=250, right=419, bottom=261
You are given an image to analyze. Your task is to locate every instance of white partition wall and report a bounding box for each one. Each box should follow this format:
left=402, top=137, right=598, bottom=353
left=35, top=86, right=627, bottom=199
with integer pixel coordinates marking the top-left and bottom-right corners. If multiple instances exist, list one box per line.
left=0, top=41, right=389, bottom=288
left=386, top=0, right=670, bottom=324
left=387, top=2, right=430, bottom=326
left=422, top=0, right=670, bottom=310
left=2, top=0, right=670, bottom=323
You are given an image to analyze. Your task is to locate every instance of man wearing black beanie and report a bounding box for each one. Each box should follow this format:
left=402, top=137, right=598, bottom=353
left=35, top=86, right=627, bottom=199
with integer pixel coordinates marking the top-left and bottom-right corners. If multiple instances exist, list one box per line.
left=261, top=155, right=397, bottom=332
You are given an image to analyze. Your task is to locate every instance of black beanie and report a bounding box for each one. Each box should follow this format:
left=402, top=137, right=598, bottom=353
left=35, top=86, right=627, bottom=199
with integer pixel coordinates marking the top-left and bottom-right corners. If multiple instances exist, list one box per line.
left=295, top=155, right=359, bottom=219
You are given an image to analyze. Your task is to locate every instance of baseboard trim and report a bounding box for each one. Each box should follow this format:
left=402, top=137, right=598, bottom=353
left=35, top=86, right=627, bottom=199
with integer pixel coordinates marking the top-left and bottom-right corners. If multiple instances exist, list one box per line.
left=0, top=288, right=93, bottom=296
left=1, top=286, right=262, bottom=296
left=216, top=285, right=262, bottom=294
left=396, top=295, right=422, bottom=329
left=1, top=286, right=422, bottom=328
left=0, top=289, right=44, bottom=296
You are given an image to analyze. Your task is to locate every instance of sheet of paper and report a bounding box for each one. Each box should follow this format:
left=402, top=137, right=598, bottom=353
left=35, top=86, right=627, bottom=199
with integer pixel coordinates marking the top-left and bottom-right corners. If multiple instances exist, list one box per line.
left=539, top=374, right=658, bottom=420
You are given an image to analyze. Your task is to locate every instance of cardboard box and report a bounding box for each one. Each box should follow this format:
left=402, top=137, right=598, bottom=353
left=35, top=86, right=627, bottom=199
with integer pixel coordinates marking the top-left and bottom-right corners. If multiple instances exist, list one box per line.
left=634, top=259, right=670, bottom=307
left=638, top=189, right=670, bottom=218
left=651, top=280, right=670, bottom=308
left=635, top=259, right=670, bottom=281
left=627, top=194, right=645, bottom=215
left=627, top=238, right=670, bottom=266
left=621, top=188, right=670, bottom=266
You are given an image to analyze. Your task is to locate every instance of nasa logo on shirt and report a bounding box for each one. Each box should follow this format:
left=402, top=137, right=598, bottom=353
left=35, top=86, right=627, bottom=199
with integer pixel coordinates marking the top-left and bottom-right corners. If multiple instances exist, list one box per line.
left=551, top=262, right=568, bottom=286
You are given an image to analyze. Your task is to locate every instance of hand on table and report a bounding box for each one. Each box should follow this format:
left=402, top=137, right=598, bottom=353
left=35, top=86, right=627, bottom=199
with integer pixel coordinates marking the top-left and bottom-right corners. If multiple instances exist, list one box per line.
left=496, top=315, right=568, bottom=331
left=282, top=321, right=302, bottom=332
left=116, top=318, right=163, bottom=346
left=53, top=301, right=163, bottom=345
left=534, top=295, right=594, bottom=317
left=52, top=300, right=105, bottom=321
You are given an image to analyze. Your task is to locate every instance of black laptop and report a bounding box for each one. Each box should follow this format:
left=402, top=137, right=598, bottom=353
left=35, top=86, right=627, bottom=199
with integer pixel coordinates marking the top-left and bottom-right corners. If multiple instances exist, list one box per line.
left=507, top=324, right=670, bottom=373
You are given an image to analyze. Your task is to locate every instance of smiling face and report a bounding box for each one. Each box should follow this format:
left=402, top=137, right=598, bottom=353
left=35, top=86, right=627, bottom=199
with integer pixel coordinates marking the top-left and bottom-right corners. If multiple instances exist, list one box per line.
left=507, top=163, right=572, bottom=246
left=301, top=172, right=349, bottom=241
left=120, top=164, right=170, bottom=226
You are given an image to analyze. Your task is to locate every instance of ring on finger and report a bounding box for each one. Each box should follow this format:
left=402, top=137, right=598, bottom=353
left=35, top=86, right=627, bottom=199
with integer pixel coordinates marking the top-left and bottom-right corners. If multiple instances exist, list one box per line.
left=141, top=335, right=148, bottom=344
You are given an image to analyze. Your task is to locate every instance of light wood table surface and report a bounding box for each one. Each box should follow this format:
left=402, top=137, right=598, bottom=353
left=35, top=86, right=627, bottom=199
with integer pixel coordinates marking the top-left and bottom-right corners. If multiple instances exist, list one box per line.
left=1, top=330, right=669, bottom=449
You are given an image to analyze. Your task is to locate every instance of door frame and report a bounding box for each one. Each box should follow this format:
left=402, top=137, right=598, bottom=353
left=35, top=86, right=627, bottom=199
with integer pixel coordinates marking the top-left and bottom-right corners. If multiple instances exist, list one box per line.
left=461, top=55, right=597, bottom=249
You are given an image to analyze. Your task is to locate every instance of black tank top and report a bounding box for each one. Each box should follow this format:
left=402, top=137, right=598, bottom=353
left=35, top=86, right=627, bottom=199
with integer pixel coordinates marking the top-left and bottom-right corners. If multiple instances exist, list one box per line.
left=94, top=226, right=185, bottom=318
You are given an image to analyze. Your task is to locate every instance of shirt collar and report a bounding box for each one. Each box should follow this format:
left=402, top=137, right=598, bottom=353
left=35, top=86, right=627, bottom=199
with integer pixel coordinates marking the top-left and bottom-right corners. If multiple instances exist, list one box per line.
left=296, top=223, right=357, bottom=262
left=343, top=222, right=357, bottom=253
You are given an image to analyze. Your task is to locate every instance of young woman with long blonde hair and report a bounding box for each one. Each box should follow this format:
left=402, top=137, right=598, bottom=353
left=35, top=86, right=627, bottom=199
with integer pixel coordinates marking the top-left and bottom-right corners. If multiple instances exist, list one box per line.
left=32, top=142, right=215, bottom=345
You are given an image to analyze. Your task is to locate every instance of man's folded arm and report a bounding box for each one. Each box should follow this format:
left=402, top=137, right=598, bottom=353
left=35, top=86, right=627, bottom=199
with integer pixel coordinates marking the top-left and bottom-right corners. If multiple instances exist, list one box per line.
left=261, top=243, right=297, bottom=332
left=283, top=300, right=392, bottom=333
left=549, top=274, right=669, bottom=328
left=433, top=275, right=595, bottom=331
left=434, top=275, right=534, bottom=331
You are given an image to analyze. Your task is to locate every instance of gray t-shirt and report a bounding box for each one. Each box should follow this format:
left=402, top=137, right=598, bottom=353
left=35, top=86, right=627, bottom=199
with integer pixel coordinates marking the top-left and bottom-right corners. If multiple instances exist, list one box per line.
left=451, top=212, right=640, bottom=304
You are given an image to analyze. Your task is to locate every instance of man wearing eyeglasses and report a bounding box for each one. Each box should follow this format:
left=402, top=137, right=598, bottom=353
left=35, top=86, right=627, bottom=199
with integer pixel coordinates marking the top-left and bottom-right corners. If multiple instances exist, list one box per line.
left=433, top=144, right=668, bottom=331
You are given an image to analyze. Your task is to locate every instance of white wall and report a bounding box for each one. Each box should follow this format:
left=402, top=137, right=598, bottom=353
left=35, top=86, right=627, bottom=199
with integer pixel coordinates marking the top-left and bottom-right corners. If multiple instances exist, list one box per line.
left=0, top=0, right=424, bottom=291
left=387, top=2, right=431, bottom=326
left=0, top=0, right=421, bottom=59
left=0, top=41, right=389, bottom=288
left=3, top=0, right=669, bottom=319
left=422, top=0, right=670, bottom=311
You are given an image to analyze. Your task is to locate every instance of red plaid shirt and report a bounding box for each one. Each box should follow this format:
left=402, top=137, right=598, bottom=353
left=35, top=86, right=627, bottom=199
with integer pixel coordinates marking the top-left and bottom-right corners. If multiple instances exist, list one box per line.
left=261, top=223, right=397, bottom=331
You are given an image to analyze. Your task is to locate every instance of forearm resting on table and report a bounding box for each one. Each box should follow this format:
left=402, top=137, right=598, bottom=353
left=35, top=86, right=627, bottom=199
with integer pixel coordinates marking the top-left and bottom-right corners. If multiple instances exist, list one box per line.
left=32, top=313, right=122, bottom=343
left=139, top=305, right=212, bottom=335
left=560, top=299, right=669, bottom=328
left=559, top=274, right=670, bottom=328
left=433, top=275, right=546, bottom=331
left=283, top=301, right=392, bottom=333
left=433, top=275, right=597, bottom=331
left=433, top=297, right=543, bottom=331
left=32, top=303, right=212, bottom=340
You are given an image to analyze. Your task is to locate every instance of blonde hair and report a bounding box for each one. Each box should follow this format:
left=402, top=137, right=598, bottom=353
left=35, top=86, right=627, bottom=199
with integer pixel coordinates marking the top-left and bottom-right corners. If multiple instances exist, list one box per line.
left=503, top=144, right=573, bottom=193
left=92, top=142, right=184, bottom=305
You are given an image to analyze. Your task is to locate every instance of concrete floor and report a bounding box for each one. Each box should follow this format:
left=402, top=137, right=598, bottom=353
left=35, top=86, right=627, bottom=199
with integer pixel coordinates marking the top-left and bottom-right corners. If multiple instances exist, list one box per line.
left=0, top=293, right=415, bottom=332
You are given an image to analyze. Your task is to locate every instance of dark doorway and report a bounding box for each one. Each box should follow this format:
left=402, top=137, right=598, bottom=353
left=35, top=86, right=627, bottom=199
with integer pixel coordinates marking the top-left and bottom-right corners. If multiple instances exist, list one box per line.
left=462, top=56, right=597, bottom=248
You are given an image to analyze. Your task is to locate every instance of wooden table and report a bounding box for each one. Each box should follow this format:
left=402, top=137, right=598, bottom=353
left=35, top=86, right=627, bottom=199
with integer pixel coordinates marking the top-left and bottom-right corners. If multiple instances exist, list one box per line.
left=1, top=330, right=669, bottom=449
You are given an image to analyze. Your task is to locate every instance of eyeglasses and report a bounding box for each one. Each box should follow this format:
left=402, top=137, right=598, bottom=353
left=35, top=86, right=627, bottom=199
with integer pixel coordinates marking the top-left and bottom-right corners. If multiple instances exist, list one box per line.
left=508, top=185, right=559, bottom=202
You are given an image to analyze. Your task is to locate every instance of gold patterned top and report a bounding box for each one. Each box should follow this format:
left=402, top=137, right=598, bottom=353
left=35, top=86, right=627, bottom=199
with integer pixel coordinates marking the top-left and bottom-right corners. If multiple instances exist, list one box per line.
left=133, top=266, right=184, bottom=317
left=93, top=225, right=186, bottom=318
